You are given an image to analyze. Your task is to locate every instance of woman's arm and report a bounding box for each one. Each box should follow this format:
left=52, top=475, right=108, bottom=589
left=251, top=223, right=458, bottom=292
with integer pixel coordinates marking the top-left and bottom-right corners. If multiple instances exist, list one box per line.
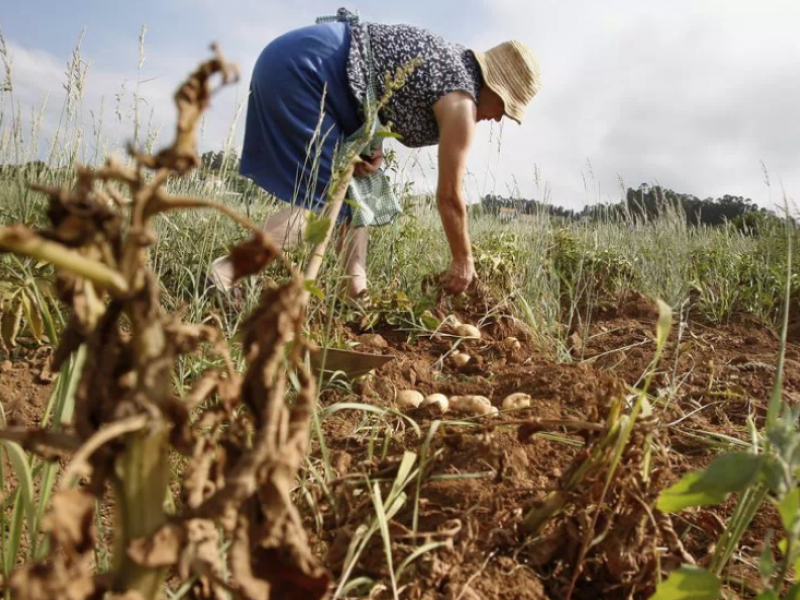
left=433, top=92, right=477, bottom=294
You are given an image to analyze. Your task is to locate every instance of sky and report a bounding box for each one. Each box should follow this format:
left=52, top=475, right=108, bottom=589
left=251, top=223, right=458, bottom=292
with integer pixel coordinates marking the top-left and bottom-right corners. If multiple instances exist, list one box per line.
left=1, top=0, right=799, bottom=211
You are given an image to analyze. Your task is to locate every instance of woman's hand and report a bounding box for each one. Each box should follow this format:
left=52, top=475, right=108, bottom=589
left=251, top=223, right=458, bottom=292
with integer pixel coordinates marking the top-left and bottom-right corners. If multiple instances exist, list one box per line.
left=442, top=257, right=476, bottom=295
left=353, top=148, right=383, bottom=179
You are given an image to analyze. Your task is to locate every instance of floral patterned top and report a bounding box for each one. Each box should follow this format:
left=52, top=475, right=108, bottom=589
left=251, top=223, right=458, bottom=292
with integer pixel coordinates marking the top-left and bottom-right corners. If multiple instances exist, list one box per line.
left=347, top=22, right=483, bottom=148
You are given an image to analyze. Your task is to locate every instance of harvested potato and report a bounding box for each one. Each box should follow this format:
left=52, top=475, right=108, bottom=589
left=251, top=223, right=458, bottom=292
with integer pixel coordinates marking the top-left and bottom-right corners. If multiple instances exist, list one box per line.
left=450, top=395, right=493, bottom=416
left=422, top=393, right=449, bottom=412
left=450, top=351, right=471, bottom=368
left=455, top=324, right=481, bottom=339
left=502, top=393, right=532, bottom=410
left=503, top=336, right=522, bottom=350
left=396, top=390, right=424, bottom=410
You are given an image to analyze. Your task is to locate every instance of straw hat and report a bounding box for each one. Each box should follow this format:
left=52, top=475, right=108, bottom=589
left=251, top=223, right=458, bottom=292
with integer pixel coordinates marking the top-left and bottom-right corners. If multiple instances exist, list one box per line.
left=472, top=40, right=541, bottom=124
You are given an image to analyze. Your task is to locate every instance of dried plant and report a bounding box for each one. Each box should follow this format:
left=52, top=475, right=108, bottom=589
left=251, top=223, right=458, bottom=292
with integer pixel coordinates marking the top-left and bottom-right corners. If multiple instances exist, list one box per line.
left=0, top=45, right=329, bottom=600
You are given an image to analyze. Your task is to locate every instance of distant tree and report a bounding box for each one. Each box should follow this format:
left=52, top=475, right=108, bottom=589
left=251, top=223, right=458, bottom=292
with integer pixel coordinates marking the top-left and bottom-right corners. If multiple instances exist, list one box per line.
left=477, top=185, right=777, bottom=229
left=200, top=150, right=240, bottom=173
left=479, top=194, right=578, bottom=221
left=201, top=150, right=225, bottom=171
left=578, top=184, right=766, bottom=228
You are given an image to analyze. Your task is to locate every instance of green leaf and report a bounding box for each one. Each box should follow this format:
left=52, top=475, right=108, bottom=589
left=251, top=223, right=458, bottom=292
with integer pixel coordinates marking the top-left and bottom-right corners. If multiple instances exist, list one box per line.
left=779, top=488, right=800, bottom=531
left=303, top=280, right=326, bottom=301
left=304, top=215, right=331, bottom=246
left=649, top=566, right=720, bottom=600
left=657, top=453, right=763, bottom=513
left=419, top=310, right=440, bottom=331
left=2, top=441, right=36, bottom=571
left=779, top=537, right=789, bottom=555
left=757, top=592, right=780, bottom=600
left=657, top=472, right=727, bottom=513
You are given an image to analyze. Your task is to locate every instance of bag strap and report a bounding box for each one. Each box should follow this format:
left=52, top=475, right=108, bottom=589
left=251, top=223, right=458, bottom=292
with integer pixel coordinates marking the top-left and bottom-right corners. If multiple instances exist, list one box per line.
left=315, top=8, right=377, bottom=112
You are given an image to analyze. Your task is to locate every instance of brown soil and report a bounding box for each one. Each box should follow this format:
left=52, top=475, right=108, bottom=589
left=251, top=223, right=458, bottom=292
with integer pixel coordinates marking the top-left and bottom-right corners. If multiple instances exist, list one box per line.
left=0, top=347, right=54, bottom=429
left=2, top=294, right=798, bottom=599
left=309, top=293, right=800, bottom=599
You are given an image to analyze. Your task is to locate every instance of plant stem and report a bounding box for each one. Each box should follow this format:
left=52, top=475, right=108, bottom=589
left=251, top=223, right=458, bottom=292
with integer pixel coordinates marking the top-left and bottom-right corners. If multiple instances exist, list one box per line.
left=112, top=425, right=170, bottom=598
left=0, top=226, right=129, bottom=295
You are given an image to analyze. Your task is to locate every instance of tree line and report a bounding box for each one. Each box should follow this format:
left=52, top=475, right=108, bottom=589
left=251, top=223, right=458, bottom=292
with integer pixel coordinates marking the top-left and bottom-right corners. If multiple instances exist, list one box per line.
left=0, top=158, right=787, bottom=232
left=480, top=184, right=784, bottom=231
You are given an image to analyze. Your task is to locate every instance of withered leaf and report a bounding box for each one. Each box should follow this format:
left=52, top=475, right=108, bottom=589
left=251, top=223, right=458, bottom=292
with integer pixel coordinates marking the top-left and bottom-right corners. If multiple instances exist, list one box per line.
left=128, top=519, right=223, bottom=588
left=127, top=523, right=182, bottom=568
left=227, top=232, right=279, bottom=283
left=9, top=565, right=100, bottom=600
left=21, top=290, right=46, bottom=341
left=47, top=489, right=96, bottom=554
left=9, top=489, right=100, bottom=600
left=1, top=294, right=23, bottom=349
left=71, top=278, right=106, bottom=334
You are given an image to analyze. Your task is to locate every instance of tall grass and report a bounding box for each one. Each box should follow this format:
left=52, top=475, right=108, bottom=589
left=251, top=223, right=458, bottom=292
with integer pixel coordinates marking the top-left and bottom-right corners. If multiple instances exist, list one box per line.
left=0, top=22, right=795, bottom=339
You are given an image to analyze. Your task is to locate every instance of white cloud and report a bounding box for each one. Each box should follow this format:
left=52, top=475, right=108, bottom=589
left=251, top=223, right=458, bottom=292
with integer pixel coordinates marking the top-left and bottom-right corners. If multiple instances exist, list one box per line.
left=5, top=37, right=186, bottom=161
left=5, top=0, right=799, bottom=210
left=459, top=0, right=800, bottom=208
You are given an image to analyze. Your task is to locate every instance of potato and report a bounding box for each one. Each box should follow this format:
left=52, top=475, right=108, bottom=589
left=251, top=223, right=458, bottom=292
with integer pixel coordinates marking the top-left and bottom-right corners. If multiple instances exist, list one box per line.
left=455, top=324, right=481, bottom=339
left=450, top=351, right=471, bottom=368
left=503, top=336, right=522, bottom=350
left=395, top=390, right=424, bottom=410
left=450, top=395, right=493, bottom=416
left=422, top=393, right=449, bottom=412
left=502, top=393, right=532, bottom=410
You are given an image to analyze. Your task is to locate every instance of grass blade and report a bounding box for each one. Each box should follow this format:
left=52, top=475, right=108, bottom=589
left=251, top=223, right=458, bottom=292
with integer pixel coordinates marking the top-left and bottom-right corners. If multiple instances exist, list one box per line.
left=413, top=421, right=441, bottom=534
left=371, top=482, right=399, bottom=600
left=766, top=194, right=793, bottom=428
left=1, top=441, right=36, bottom=572
left=396, top=541, right=448, bottom=581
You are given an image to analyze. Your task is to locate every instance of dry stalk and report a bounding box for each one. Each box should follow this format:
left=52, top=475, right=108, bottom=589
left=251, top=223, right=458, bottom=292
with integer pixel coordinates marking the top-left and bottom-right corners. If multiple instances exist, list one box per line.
left=0, top=45, right=328, bottom=600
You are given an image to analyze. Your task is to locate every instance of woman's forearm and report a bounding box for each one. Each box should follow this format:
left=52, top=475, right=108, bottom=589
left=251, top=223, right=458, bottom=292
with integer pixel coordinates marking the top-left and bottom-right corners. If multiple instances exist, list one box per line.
left=437, top=193, right=473, bottom=263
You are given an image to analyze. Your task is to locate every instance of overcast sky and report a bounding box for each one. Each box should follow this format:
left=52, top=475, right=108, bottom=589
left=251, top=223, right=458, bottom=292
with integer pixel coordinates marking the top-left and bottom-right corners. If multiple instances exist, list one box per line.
left=2, top=0, right=798, bottom=210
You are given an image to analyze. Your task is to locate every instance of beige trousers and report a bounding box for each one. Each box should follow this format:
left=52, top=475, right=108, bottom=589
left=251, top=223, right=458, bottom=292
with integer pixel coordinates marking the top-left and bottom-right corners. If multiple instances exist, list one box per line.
left=209, top=206, right=369, bottom=297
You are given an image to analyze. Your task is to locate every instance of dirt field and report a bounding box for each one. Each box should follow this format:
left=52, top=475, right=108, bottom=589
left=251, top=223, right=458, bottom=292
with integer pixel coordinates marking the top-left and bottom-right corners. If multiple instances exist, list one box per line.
left=1, top=293, right=797, bottom=599
left=308, top=293, right=800, bottom=599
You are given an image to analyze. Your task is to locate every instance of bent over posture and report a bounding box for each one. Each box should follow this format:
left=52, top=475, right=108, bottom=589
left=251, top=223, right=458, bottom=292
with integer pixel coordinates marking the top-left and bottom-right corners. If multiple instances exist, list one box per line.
left=210, top=10, right=541, bottom=298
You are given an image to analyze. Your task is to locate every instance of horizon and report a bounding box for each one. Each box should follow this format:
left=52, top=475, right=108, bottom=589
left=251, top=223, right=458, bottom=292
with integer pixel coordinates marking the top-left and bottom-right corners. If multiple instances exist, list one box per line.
left=1, top=1, right=798, bottom=211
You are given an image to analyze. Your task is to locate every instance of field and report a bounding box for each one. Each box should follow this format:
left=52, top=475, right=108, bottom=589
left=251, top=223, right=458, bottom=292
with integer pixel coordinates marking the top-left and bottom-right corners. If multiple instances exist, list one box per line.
left=1, top=41, right=800, bottom=600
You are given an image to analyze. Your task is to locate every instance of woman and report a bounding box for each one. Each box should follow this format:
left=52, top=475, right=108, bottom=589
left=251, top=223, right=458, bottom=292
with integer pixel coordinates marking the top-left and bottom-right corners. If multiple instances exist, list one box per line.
left=210, top=9, right=541, bottom=298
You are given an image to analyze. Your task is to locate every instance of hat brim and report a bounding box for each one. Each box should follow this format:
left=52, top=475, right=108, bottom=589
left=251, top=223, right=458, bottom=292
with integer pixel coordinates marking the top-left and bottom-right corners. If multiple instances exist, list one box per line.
left=473, top=50, right=525, bottom=125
